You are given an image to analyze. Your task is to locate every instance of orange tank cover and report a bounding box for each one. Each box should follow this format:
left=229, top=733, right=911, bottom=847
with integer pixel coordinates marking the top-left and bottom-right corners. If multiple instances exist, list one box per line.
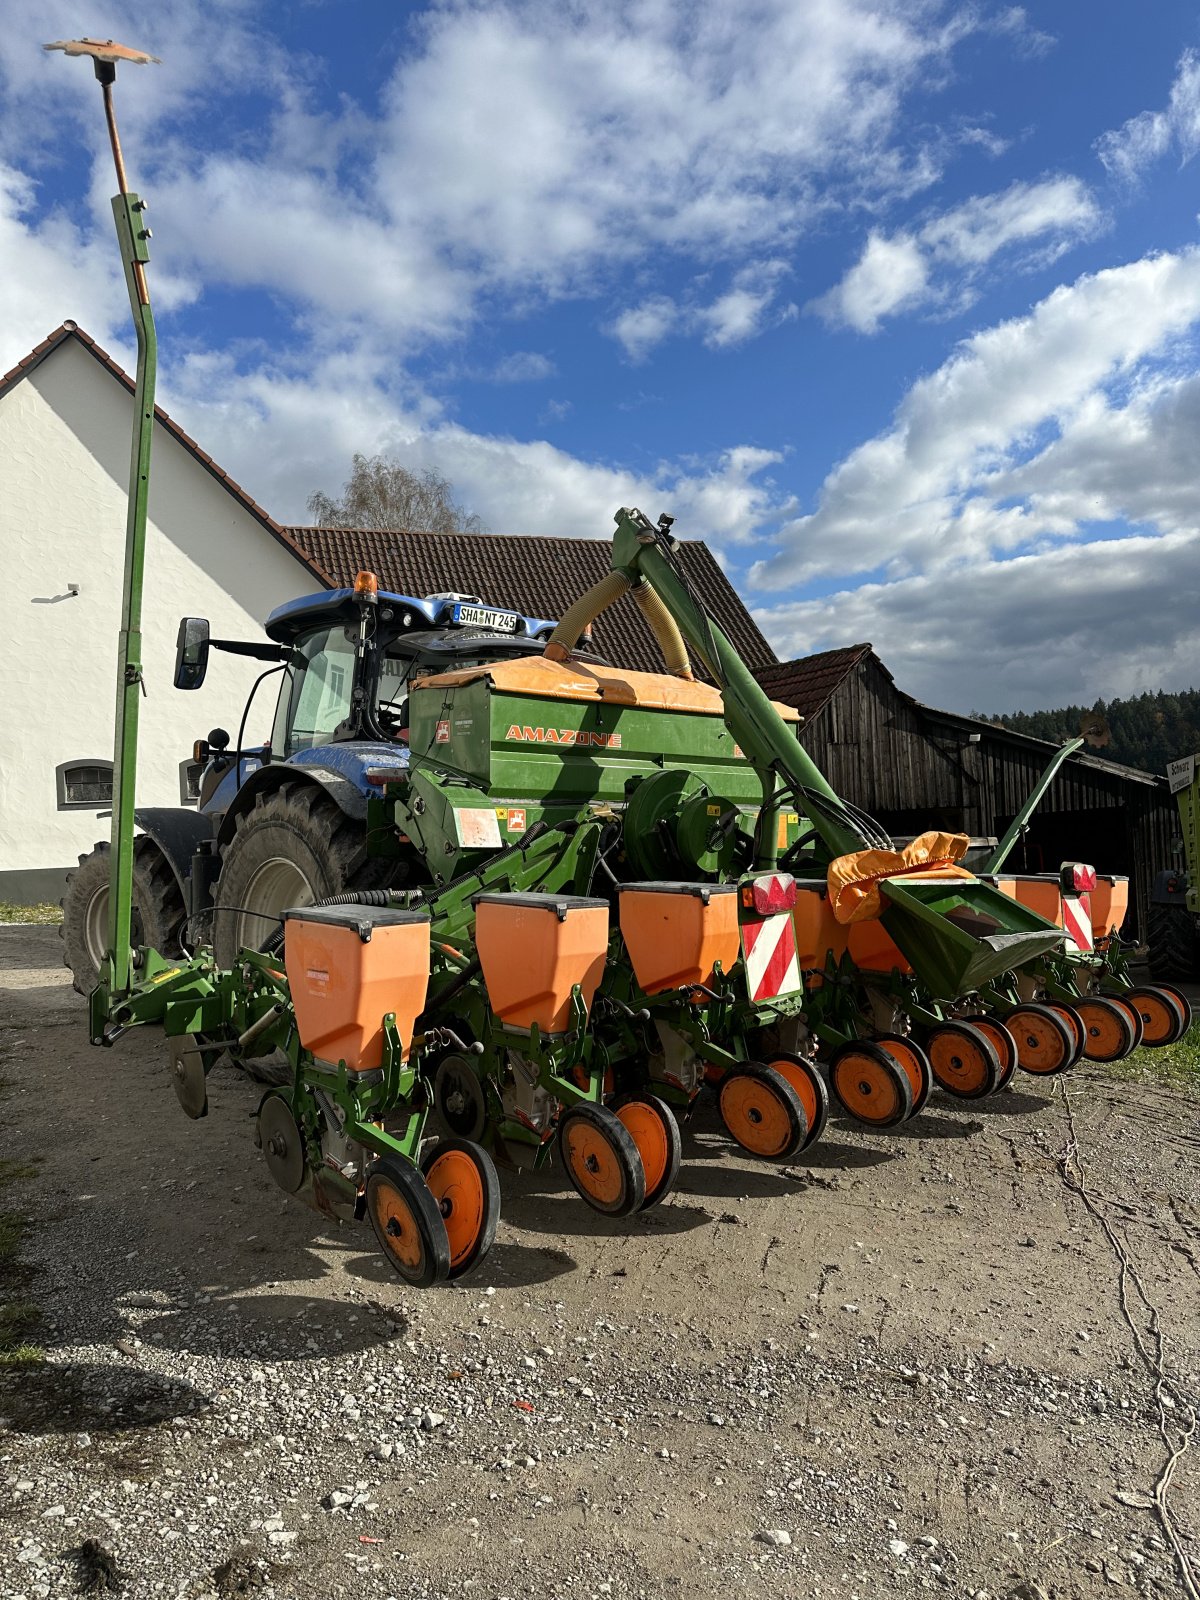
left=618, top=882, right=740, bottom=994
left=473, top=893, right=609, bottom=1034
left=283, top=906, right=431, bottom=1071
left=791, top=880, right=849, bottom=969
left=1089, top=875, right=1129, bottom=937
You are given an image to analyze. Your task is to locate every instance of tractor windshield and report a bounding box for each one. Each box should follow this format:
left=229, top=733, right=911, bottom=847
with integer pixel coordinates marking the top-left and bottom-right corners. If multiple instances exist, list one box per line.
left=272, top=625, right=356, bottom=755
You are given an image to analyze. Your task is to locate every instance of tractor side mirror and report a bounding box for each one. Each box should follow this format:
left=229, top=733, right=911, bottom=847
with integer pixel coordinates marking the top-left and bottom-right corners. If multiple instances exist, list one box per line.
left=174, top=616, right=210, bottom=690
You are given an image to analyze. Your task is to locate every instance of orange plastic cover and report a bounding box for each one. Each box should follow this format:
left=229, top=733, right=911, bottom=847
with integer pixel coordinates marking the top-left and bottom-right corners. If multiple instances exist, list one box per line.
left=828, top=831, right=973, bottom=924
left=284, top=915, right=430, bottom=1070
left=619, top=884, right=740, bottom=994
left=791, top=883, right=849, bottom=969
left=413, top=655, right=799, bottom=720
left=1089, top=875, right=1129, bottom=937
left=475, top=895, right=609, bottom=1033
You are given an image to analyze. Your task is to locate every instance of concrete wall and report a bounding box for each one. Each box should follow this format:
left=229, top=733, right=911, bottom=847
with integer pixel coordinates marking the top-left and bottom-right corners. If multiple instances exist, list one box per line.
left=0, top=339, right=317, bottom=899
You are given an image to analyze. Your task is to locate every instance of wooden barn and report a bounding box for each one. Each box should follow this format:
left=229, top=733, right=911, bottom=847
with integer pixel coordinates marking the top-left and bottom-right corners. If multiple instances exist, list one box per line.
left=755, top=645, right=1175, bottom=940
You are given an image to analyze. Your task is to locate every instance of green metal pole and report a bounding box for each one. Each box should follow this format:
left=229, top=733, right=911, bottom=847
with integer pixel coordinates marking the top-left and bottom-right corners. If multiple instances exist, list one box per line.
left=106, top=184, right=156, bottom=996
left=986, top=735, right=1086, bottom=874
left=610, top=508, right=868, bottom=863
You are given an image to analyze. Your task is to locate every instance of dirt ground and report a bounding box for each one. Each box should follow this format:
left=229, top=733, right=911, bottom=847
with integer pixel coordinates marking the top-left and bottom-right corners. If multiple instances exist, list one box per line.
left=0, top=925, right=1197, bottom=1600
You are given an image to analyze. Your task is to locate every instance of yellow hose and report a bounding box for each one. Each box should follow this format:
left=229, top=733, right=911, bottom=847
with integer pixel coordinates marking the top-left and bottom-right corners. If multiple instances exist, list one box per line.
left=543, top=569, right=694, bottom=679
left=631, top=582, right=693, bottom=679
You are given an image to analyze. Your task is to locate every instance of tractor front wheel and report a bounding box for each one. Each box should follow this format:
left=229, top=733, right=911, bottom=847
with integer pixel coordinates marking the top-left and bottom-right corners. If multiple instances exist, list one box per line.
left=60, top=839, right=186, bottom=996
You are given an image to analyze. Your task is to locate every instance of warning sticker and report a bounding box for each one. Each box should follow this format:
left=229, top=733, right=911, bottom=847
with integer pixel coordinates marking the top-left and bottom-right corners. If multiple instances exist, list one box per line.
left=435, top=720, right=450, bottom=744
left=507, top=808, right=527, bottom=833
left=454, top=808, right=503, bottom=849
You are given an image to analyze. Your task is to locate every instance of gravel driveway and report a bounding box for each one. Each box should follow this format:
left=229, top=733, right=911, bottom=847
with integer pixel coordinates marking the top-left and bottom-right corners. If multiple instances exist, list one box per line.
left=1, top=926, right=1197, bottom=1600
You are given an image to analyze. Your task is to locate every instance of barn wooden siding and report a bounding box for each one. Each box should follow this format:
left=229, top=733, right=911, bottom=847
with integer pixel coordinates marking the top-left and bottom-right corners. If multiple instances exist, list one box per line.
left=764, top=650, right=1175, bottom=939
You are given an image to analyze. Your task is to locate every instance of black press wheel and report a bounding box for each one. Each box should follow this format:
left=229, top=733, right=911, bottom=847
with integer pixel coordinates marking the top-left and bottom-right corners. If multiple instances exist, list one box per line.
left=1074, top=996, right=1138, bottom=1062
left=924, top=1021, right=1002, bottom=1100
left=829, top=1041, right=914, bottom=1127
left=761, top=1052, right=830, bottom=1149
left=1125, top=985, right=1189, bottom=1046
left=613, top=1092, right=682, bottom=1209
left=557, top=1103, right=646, bottom=1216
left=717, top=1063, right=808, bottom=1160
left=421, top=1138, right=500, bottom=1279
left=366, top=1155, right=450, bottom=1288
left=1002, top=1003, right=1075, bottom=1075
left=872, top=1034, right=933, bottom=1116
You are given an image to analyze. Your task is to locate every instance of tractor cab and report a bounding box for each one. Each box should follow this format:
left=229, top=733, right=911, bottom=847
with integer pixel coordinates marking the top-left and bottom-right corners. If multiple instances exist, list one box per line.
left=174, top=573, right=562, bottom=813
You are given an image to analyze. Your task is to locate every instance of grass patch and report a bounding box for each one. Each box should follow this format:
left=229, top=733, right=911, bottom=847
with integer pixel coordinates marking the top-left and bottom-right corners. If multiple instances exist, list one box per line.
left=1105, top=1021, right=1200, bottom=1095
left=0, top=901, right=60, bottom=925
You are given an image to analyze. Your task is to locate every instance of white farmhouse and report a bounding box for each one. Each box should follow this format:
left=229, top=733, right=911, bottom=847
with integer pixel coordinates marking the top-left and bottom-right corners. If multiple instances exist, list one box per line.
left=0, top=322, right=328, bottom=903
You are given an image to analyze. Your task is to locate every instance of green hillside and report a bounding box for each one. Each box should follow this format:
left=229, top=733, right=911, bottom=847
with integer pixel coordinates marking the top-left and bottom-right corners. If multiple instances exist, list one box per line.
left=976, top=689, right=1200, bottom=776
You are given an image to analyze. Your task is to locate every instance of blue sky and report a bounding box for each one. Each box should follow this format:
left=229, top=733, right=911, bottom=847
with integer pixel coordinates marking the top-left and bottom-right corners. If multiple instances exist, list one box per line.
left=3, top=2, right=1199, bottom=715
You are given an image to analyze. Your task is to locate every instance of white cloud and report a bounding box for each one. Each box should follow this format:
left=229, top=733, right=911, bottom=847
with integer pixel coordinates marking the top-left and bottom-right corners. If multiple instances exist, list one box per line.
left=609, top=297, right=679, bottom=361
left=813, top=176, right=1101, bottom=332
left=811, top=230, right=928, bottom=333
left=488, top=351, right=555, bottom=382
left=756, top=248, right=1200, bottom=586
left=1096, top=48, right=1200, bottom=185
left=755, top=526, right=1200, bottom=714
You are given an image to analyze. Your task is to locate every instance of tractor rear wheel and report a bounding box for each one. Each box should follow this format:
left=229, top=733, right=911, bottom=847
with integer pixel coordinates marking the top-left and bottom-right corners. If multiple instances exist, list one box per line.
left=60, top=839, right=186, bottom=996
left=1147, top=905, right=1198, bottom=983
left=213, top=783, right=394, bottom=969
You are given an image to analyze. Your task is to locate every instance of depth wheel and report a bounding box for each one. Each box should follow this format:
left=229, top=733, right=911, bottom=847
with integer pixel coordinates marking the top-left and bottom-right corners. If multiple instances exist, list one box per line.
left=873, top=1034, right=932, bottom=1115
left=1075, top=997, right=1137, bottom=1062
left=1106, top=995, right=1145, bottom=1052
left=558, top=1103, right=645, bottom=1216
left=925, top=1022, right=1001, bottom=1100
left=1003, top=1003, right=1074, bottom=1075
left=433, top=1054, right=489, bottom=1142
left=614, top=1093, right=681, bottom=1209
left=1044, top=1001, right=1086, bottom=1065
left=829, top=1042, right=913, bottom=1128
left=1125, top=985, right=1188, bottom=1047
left=421, top=1139, right=500, bottom=1279
left=763, top=1053, right=830, bottom=1149
left=366, top=1156, right=450, bottom=1287
left=1148, top=980, right=1194, bottom=1034
left=717, top=1064, right=808, bottom=1160
left=969, top=1017, right=1020, bottom=1090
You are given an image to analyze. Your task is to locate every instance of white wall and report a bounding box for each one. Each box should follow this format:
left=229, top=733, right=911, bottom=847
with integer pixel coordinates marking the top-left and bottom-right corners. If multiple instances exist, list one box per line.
left=0, top=338, right=319, bottom=884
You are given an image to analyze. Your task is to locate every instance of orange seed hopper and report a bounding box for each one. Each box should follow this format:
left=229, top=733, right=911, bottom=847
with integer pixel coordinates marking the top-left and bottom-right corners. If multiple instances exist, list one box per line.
left=283, top=906, right=432, bottom=1071
left=1089, top=875, right=1129, bottom=938
left=473, top=893, right=609, bottom=1034
left=618, top=882, right=740, bottom=994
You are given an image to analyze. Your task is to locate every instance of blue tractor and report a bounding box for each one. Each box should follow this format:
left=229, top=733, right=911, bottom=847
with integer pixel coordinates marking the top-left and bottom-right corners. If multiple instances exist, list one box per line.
left=60, top=573, right=560, bottom=992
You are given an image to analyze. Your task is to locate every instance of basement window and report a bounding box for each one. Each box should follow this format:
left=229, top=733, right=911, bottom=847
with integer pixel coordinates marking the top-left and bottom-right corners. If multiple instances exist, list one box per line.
left=56, top=759, right=114, bottom=811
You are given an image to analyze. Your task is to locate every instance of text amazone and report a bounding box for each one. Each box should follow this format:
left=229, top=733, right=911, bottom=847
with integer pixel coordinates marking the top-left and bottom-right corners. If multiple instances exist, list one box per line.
left=506, top=724, right=623, bottom=748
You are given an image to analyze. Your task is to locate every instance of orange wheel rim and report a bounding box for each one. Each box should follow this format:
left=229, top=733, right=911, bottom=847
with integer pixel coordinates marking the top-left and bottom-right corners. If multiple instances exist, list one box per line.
left=874, top=1040, right=924, bottom=1106
left=371, top=1181, right=423, bottom=1271
left=1077, top=1002, right=1128, bottom=1058
left=1133, top=990, right=1179, bottom=1045
left=833, top=1052, right=901, bottom=1123
left=719, top=1075, right=793, bottom=1156
left=616, top=1102, right=669, bottom=1196
left=1009, top=1012, right=1069, bottom=1073
left=972, top=1020, right=1013, bottom=1070
left=563, top=1122, right=625, bottom=1207
left=927, top=1031, right=990, bottom=1094
left=424, top=1149, right=484, bottom=1272
left=1047, top=1005, right=1083, bottom=1048
left=769, top=1058, right=818, bottom=1129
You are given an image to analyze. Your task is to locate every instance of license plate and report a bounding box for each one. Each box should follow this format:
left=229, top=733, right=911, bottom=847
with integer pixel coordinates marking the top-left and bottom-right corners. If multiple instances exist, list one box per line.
left=452, top=603, right=520, bottom=633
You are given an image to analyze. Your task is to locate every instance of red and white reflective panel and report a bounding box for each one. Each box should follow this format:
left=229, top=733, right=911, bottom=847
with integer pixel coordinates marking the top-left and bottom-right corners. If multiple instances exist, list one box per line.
left=1062, top=893, right=1094, bottom=953
left=741, top=911, right=802, bottom=1002
left=748, top=872, right=797, bottom=915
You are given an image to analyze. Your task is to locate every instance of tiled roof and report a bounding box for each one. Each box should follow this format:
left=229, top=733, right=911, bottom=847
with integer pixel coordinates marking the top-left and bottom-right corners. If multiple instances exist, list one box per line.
left=0, top=323, right=335, bottom=584
left=753, top=643, right=874, bottom=723
left=287, top=527, right=777, bottom=676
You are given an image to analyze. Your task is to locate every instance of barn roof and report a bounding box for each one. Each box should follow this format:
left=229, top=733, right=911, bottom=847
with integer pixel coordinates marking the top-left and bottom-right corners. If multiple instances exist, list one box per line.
left=287, top=526, right=776, bottom=677
left=753, top=643, right=874, bottom=723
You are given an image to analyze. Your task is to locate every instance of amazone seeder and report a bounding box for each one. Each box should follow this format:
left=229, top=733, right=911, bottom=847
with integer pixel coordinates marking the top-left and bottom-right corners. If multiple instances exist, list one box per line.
left=62, top=38, right=1077, bottom=1288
